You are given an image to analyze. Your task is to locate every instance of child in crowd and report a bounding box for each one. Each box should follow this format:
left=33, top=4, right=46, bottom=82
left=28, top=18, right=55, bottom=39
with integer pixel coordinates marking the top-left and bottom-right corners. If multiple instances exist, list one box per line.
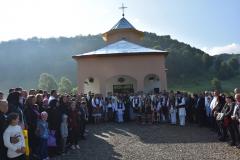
left=3, top=113, right=26, bottom=160
left=60, top=114, right=68, bottom=154
left=36, top=111, right=49, bottom=160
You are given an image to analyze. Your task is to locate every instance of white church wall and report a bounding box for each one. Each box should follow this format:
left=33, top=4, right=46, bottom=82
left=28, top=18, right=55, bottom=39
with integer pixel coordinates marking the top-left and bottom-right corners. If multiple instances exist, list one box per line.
left=83, top=78, right=100, bottom=94
left=144, top=74, right=161, bottom=93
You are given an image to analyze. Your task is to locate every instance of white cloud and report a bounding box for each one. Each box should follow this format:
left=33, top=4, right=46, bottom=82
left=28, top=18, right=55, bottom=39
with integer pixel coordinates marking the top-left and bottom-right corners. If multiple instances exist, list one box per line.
left=133, top=18, right=140, bottom=23
left=202, top=43, right=240, bottom=56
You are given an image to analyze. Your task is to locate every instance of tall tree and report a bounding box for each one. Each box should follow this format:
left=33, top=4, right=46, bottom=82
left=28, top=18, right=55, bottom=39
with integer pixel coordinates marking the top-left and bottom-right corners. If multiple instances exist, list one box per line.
left=217, top=62, right=234, bottom=80
left=38, top=73, right=58, bottom=92
left=202, top=54, right=213, bottom=69
left=58, top=77, right=73, bottom=94
left=214, top=57, right=222, bottom=71
left=227, top=57, right=239, bottom=71
left=211, top=78, right=222, bottom=91
left=71, top=87, right=78, bottom=95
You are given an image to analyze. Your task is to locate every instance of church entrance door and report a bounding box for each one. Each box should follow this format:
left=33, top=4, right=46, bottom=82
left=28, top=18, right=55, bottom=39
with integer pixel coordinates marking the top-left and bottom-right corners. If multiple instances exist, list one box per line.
left=106, top=75, right=137, bottom=94
left=113, top=84, right=134, bottom=94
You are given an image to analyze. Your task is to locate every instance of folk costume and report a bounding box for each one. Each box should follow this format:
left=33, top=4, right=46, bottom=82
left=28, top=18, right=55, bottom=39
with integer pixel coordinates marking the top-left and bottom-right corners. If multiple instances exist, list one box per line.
left=168, top=95, right=176, bottom=125
left=116, top=100, right=125, bottom=123
left=151, top=97, right=160, bottom=123
left=91, top=97, right=102, bottom=123
left=176, top=94, right=186, bottom=126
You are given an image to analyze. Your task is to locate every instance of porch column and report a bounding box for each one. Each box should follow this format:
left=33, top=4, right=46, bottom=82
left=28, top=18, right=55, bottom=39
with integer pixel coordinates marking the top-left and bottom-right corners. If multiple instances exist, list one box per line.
left=159, top=68, right=167, bottom=91
left=77, top=76, right=85, bottom=95
left=77, top=62, right=85, bottom=94
left=137, top=78, right=144, bottom=92
left=99, top=77, right=107, bottom=97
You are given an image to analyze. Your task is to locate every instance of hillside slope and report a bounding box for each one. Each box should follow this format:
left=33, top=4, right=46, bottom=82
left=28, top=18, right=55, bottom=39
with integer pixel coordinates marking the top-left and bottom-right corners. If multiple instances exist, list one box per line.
left=0, top=33, right=239, bottom=93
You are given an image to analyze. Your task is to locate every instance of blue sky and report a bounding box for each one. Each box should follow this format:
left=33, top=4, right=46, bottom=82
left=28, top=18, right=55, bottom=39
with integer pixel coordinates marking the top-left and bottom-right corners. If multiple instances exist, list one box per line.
left=0, top=0, right=239, bottom=55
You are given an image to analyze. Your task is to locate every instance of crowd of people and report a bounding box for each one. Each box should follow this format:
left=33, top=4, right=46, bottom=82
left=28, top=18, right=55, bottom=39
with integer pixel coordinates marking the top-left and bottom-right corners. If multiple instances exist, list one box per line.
left=0, top=87, right=240, bottom=160
left=0, top=89, right=88, bottom=160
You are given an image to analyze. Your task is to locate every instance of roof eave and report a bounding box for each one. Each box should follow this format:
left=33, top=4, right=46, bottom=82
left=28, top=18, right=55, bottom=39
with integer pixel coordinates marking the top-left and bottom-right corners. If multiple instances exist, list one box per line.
left=72, top=51, right=168, bottom=59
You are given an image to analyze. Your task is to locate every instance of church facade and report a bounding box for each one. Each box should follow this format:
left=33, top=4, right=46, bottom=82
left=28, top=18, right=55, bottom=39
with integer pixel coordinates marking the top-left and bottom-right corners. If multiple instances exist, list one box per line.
left=73, top=16, right=168, bottom=96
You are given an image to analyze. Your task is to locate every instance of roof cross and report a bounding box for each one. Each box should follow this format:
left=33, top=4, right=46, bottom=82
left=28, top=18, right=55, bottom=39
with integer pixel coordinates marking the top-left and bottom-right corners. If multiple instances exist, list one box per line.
left=119, top=3, right=127, bottom=17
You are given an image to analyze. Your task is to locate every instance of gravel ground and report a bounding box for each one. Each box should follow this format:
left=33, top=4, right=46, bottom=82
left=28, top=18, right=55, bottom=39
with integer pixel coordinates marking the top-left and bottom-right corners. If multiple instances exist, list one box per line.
left=56, top=122, right=240, bottom=160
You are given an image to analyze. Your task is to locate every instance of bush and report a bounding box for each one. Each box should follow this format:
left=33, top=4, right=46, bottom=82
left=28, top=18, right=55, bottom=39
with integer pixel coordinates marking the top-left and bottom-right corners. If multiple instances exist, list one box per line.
left=211, top=78, right=222, bottom=91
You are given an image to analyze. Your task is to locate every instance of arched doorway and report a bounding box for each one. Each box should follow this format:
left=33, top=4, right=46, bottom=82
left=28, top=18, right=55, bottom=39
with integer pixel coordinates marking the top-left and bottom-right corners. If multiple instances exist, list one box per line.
left=106, top=75, right=137, bottom=94
left=144, top=74, right=160, bottom=93
left=83, top=77, right=100, bottom=94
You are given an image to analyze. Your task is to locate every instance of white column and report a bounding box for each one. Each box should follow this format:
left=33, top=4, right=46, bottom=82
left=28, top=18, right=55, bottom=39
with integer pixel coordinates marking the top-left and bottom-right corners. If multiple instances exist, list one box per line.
left=159, top=69, right=167, bottom=91
left=137, top=78, right=144, bottom=92
left=78, top=76, right=85, bottom=95
left=99, top=77, right=107, bottom=97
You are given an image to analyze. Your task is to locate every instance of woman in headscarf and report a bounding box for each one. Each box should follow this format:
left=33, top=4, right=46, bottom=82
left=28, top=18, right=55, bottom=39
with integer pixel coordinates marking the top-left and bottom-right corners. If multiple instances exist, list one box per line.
left=7, top=91, right=25, bottom=129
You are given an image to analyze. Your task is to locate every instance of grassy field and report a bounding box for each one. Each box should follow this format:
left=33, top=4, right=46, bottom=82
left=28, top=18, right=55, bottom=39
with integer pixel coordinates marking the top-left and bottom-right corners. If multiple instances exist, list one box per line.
left=168, top=75, right=240, bottom=94
left=221, top=75, right=240, bottom=93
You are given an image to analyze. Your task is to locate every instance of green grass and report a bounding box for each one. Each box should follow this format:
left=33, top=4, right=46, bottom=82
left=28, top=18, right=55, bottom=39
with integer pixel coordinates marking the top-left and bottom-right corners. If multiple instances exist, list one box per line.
left=168, top=75, right=240, bottom=94
left=221, top=75, right=240, bottom=93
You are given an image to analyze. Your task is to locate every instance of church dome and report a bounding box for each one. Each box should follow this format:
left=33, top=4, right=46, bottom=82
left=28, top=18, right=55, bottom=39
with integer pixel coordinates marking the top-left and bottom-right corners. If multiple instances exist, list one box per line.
left=111, top=17, right=136, bottom=30
left=103, top=17, right=143, bottom=44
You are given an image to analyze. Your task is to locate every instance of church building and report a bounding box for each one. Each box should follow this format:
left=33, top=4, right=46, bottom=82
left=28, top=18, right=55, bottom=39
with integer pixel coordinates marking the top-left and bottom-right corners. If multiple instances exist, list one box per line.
left=73, top=8, right=168, bottom=96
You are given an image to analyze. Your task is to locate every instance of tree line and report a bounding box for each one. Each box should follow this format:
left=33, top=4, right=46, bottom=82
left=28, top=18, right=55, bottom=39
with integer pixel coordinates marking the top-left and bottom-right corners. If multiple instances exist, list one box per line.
left=38, top=73, right=77, bottom=94
left=0, top=32, right=239, bottom=92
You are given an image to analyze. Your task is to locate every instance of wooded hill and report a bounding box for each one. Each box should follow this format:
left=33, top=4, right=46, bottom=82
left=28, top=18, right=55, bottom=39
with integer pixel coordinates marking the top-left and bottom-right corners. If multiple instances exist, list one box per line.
left=0, top=32, right=239, bottom=93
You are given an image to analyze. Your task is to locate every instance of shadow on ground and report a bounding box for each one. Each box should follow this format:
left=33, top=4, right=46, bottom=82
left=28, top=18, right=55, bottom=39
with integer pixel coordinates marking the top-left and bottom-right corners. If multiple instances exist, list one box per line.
left=61, top=131, right=122, bottom=160
left=60, top=122, right=221, bottom=160
left=92, top=122, right=219, bottom=144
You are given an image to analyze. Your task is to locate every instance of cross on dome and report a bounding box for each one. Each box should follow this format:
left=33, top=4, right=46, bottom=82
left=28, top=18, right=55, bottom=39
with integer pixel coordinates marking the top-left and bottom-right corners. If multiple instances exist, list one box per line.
left=119, top=3, right=127, bottom=17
